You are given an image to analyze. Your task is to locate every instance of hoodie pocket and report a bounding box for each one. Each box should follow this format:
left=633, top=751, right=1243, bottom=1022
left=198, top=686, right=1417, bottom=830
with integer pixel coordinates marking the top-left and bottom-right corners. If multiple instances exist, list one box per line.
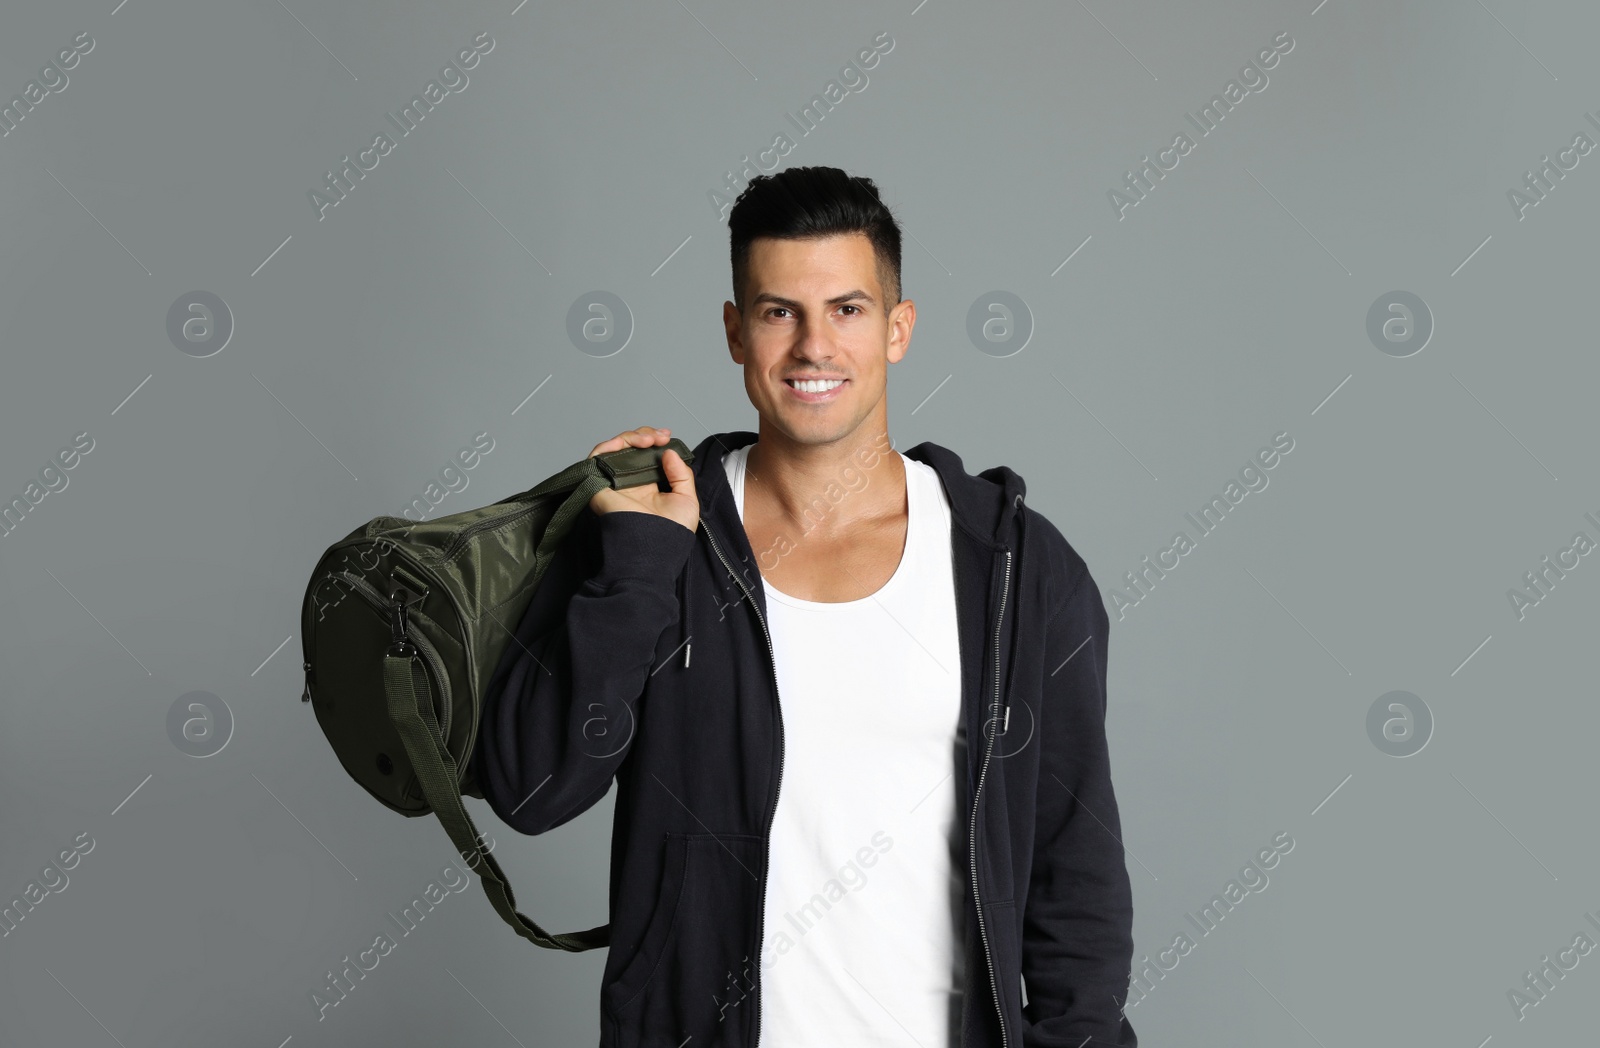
left=605, top=833, right=688, bottom=1014
left=604, top=832, right=763, bottom=1045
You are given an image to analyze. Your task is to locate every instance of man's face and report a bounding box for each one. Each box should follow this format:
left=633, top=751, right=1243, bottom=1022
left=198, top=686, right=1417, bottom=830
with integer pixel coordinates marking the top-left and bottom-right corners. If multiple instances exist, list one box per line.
left=725, top=232, right=913, bottom=447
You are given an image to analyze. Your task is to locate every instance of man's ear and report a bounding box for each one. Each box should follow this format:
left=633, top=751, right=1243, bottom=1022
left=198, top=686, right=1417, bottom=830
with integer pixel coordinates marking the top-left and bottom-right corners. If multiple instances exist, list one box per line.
left=724, top=300, right=746, bottom=364
left=886, top=298, right=915, bottom=365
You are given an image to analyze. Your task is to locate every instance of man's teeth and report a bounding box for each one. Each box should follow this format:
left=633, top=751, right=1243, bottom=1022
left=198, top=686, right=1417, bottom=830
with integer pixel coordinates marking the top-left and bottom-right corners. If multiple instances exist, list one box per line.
left=790, top=379, right=844, bottom=392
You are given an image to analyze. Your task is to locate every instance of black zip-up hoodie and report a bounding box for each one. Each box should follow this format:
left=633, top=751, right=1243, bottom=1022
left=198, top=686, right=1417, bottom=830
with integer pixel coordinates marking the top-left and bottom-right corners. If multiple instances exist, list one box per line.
left=472, top=430, right=1137, bottom=1048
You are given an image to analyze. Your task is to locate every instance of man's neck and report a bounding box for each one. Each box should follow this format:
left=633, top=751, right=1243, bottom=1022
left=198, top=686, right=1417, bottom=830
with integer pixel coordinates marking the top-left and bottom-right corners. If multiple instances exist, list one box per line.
left=743, top=426, right=905, bottom=539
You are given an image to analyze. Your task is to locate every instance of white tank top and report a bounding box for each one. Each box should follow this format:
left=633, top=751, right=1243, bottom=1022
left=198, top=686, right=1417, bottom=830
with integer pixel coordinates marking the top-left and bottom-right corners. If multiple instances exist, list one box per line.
left=723, top=443, right=966, bottom=1047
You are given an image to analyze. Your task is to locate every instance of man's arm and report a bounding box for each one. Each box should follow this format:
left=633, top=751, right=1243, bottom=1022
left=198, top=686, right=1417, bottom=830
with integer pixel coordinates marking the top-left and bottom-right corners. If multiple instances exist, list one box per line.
left=1020, top=565, right=1137, bottom=1047
left=472, top=507, right=696, bottom=835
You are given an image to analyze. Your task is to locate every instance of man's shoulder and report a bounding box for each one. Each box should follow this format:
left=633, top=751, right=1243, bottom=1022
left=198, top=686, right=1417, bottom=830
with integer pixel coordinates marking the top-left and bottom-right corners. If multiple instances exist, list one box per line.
left=1021, top=501, right=1095, bottom=617
left=903, top=436, right=1097, bottom=610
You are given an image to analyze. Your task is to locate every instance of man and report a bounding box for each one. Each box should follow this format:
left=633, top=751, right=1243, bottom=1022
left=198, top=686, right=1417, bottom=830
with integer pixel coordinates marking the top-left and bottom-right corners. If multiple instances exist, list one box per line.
left=473, top=166, right=1136, bottom=1047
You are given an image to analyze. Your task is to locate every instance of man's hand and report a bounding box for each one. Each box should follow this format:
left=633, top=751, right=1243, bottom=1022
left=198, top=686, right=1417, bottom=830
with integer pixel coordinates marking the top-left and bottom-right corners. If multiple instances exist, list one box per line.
left=587, top=425, right=699, bottom=534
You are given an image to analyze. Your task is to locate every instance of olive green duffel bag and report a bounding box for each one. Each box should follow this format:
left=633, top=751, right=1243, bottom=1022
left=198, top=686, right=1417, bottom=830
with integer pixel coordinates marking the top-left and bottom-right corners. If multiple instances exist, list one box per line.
left=298, top=437, right=694, bottom=951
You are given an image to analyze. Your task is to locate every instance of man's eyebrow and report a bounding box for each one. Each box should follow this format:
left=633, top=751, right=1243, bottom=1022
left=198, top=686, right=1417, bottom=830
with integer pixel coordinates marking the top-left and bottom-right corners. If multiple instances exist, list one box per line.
left=751, top=289, right=876, bottom=310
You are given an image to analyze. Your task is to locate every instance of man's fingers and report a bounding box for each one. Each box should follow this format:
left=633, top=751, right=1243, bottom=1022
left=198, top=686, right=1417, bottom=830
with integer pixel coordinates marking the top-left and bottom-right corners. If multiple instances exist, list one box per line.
left=590, top=425, right=672, bottom=460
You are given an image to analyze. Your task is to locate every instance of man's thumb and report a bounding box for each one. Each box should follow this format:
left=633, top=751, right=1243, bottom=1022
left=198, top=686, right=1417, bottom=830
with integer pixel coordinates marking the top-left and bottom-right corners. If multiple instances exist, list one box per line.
left=660, top=447, right=695, bottom=493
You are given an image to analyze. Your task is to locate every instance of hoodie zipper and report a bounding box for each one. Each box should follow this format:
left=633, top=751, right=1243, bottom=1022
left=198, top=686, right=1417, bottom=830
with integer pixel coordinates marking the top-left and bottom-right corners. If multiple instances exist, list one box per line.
left=703, top=501, right=1013, bottom=1048
left=970, top=547, right=1012, bottom=1048
left=698, top=514, right=784, bottom=1048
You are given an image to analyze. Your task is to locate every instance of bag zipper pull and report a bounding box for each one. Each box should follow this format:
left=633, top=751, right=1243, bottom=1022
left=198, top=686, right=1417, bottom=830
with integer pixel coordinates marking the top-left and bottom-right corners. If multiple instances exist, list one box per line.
left=388, top=585, right=422, bottom=656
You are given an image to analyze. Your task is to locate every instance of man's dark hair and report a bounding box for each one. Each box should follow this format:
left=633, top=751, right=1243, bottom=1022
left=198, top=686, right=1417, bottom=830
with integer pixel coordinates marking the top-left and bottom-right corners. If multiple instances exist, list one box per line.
left=728, top=166, right=903, bottom=316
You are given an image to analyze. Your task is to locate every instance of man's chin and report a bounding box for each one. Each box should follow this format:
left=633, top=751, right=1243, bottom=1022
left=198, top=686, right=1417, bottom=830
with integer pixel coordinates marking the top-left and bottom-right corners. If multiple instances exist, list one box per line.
left=759, top=412, right=867, bottom=449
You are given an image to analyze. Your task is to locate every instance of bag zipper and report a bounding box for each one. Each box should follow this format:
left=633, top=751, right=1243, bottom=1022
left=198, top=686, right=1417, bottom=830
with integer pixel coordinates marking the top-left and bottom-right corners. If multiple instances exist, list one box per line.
left=970, top=547, right=1012, bottom=1048
left=436, top=502, right=542, bottom=561
left=698, top=514, right=784, bottom=1048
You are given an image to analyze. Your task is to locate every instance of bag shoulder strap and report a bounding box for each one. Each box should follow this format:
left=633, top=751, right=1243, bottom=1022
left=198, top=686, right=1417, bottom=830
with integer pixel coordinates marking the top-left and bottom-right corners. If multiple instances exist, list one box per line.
left=383, top=651, right=609, bottom=951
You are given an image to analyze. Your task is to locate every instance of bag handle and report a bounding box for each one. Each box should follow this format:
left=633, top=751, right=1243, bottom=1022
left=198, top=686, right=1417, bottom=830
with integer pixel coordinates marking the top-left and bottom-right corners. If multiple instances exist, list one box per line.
left=502, top=437, right=695, bottom=504
left=514, top=437, right=695, bottom=595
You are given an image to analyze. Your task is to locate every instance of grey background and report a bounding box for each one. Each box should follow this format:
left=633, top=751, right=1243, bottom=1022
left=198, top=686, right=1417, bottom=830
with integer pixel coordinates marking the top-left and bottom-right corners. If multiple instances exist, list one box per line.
left=1, top=0, right=1596, bottom=1045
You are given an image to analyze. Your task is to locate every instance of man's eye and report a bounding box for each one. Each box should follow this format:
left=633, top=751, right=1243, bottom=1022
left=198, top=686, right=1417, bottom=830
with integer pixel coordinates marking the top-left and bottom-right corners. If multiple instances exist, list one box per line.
left=839, top=305, right=860, bottom=316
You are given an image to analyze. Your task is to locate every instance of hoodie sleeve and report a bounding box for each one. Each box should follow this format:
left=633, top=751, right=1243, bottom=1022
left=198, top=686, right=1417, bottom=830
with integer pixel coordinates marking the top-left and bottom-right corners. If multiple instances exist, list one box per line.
left=471, top=506, right=697, bottom=835
left=1021, top=565, right=1138, bottom=1047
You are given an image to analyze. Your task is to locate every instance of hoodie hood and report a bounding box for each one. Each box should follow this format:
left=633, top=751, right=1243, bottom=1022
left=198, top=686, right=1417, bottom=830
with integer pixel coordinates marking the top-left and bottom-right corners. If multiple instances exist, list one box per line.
left=687, top=429, right=1025, bottom=552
